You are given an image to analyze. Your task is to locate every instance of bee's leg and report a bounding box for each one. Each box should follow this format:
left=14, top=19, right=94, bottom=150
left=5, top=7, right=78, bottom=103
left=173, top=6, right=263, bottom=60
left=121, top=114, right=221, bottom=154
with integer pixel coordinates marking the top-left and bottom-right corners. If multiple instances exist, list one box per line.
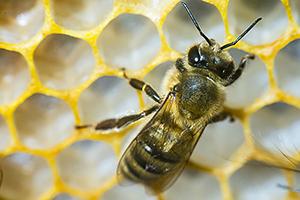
left=175, top=58, right=186, bottom=73
left=75, top=105, right=159, bottom=131
left=225, top=54, right=255, bottom=86
left=122, top=69, right=162, bottom=103
left=210, top=112, right=234, bottom=123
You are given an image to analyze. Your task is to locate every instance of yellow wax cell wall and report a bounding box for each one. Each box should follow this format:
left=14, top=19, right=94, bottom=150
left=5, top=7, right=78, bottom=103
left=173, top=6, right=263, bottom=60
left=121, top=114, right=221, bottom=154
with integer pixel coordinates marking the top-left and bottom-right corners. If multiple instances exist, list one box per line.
left=0, top=0, right=300, bottom=199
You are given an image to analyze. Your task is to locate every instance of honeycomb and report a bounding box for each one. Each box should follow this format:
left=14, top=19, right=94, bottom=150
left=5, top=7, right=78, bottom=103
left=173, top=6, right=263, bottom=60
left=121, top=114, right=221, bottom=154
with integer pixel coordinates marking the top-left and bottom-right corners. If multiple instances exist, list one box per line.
left=0, top=0, right=300, bottom=199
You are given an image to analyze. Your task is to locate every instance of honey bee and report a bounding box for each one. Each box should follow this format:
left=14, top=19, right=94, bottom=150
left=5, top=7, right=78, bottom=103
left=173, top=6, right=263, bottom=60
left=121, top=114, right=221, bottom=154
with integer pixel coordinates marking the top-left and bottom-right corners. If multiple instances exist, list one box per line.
left=76, top=1, right=262, bottom=193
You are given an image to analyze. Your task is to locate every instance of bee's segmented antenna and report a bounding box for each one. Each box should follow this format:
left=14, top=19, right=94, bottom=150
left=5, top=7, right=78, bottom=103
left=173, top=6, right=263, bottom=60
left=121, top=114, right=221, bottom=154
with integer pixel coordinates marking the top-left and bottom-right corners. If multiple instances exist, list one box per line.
left=181, top=1, right=212, bottom=46
left=220, top=17, right=262, bottom=50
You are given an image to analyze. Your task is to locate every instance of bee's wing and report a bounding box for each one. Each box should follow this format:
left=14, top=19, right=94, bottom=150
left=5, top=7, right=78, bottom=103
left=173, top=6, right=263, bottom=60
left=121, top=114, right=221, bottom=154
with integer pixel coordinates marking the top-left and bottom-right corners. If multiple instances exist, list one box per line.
left=147, top=121, right=206, bottom=193
left=144, top=92, right=208, bottom=193
left=117, top=92, right=207, bottom=193
left=116, top=92, right=176, bottom=186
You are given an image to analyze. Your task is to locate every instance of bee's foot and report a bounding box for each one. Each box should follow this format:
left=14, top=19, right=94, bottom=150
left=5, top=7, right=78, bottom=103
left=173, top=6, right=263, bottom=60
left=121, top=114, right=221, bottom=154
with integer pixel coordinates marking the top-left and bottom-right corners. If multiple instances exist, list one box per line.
left=120, top=68, right=128, bottom=79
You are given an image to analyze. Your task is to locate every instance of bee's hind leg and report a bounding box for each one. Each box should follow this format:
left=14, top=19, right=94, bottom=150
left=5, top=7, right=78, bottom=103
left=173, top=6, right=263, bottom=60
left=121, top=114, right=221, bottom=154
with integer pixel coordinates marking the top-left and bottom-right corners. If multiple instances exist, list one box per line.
left=75, top=105, right=159, bottom=131
left=121, top=68, right=162, bottom=103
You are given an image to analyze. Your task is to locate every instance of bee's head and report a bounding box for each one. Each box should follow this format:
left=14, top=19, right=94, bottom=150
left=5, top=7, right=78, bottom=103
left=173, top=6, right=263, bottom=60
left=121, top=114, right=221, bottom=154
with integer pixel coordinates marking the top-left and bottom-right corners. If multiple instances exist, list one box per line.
left=187, top=41, right=234, bottom=80
left=181, top=1, right=261, bottom=81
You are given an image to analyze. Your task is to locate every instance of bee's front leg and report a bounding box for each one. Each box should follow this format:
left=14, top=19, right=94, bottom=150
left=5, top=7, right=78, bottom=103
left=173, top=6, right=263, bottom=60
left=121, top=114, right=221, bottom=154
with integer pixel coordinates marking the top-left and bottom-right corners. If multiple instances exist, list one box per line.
left=121, top=68, right=162, bottom=104
left=75, top=105, right=159, bottom=131
left=225, top=54, right=255, bottom=86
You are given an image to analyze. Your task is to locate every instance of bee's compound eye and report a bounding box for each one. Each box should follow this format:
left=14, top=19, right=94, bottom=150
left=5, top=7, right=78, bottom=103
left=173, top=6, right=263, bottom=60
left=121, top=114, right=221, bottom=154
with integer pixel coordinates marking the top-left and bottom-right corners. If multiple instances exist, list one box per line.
left=188, top=46, right=200, bottom=67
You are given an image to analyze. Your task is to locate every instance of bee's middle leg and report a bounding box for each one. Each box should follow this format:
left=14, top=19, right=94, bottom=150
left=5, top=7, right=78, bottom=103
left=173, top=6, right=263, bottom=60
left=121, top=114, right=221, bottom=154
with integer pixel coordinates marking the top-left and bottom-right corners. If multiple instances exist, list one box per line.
left=122, top=69, right=162, bottom=103
left=75, top=105, right=159, bottom=131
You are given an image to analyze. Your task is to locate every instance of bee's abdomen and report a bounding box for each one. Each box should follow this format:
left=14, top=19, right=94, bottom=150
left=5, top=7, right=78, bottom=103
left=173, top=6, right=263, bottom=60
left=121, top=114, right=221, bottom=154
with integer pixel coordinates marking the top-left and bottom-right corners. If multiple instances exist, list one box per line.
left=119, top=132, right=181, bottom=183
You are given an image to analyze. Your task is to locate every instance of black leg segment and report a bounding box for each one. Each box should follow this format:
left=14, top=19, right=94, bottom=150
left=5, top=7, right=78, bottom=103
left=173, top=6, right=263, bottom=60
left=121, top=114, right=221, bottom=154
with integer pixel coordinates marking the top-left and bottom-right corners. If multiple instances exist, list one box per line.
left=225, top=54, right=255, bottom=86
left=122, top=69, right=162, bottom=103
left=129, top=79, right=161, bottom=103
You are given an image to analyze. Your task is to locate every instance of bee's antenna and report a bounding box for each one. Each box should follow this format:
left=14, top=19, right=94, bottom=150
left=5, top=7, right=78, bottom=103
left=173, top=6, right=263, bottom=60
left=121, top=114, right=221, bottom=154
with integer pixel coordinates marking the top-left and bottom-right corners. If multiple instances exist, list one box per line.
left=220, top=17, right=262, bottom=50
left=181, top=1, right=212, bottom=46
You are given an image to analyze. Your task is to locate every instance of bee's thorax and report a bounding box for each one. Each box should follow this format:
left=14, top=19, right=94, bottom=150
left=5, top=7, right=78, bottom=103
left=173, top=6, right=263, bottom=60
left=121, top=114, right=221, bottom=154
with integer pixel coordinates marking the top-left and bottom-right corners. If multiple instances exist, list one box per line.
left=176, top=72, right=225, bottom=120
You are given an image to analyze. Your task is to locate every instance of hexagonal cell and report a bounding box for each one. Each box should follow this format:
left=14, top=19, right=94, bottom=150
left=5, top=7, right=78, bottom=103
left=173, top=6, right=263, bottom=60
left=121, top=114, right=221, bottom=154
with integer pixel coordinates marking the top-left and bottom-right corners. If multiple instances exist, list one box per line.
left=225, top=49, right=268, bottom=108
left=165, top=169, right=222, bottom=200
left=230, top=161, right=287, bottom=200
left=51, top=0, right=113, bottom=30
left=274, top=39, right=300, bottom=97
left=14, top=93, right=75, bottom=149
left=228, top=0, right=288, bottom=45
left=163, top=0, right=225, bottom=53
left=34, top=34, right=95, bottom=90
left=101, top=184, right=156, bottom=200
left=57, top=140, right=117, bottom=190
left=0, top=153, right=53, bottom=200
left=290, top=0, right=300, bottom=25
left=97, top=14, right=160, bottom=70
left=78, top=76, right=139, bottom=125
left=0, top=49, right=30, bottom=106
left=250, top=103, right=300, bottom=157
left=0, top=115, right=12, bottom=150
left=52, top=193, right=80, bottom=200
left=0, top=0, right=45, bottom=43
left=191, top=118, right=244, bottom=168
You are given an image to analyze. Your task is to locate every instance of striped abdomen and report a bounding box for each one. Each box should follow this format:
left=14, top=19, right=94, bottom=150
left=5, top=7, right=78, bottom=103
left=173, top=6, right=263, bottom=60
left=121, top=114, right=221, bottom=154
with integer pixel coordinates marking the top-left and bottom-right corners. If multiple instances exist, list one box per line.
left=117, top=119, right=197, bottom=192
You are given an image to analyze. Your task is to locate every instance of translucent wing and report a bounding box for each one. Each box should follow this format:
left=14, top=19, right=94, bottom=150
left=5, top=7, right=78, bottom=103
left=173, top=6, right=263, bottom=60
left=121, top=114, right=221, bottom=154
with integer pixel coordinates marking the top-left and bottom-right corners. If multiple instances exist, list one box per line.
left=117, top=92, right=177, bottom=186
left=117, top=92, right=207, bottom=193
